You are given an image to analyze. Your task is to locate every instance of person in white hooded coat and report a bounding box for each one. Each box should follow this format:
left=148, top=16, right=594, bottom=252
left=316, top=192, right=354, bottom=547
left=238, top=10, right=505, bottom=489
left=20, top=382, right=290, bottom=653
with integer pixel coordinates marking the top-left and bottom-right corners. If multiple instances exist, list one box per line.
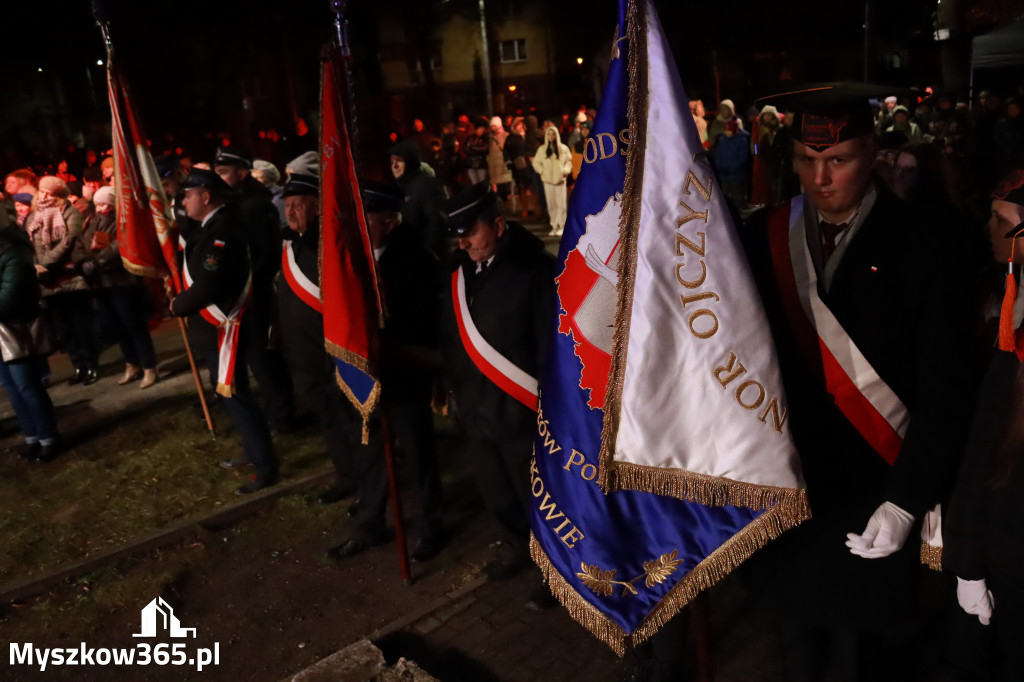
left=531, top=126, right=572, bottom=236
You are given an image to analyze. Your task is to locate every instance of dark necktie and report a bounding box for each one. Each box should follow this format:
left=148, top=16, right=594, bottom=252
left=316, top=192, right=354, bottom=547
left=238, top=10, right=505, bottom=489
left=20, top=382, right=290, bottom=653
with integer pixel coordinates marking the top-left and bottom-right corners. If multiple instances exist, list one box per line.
left=820, top=221, right=848, bottom=264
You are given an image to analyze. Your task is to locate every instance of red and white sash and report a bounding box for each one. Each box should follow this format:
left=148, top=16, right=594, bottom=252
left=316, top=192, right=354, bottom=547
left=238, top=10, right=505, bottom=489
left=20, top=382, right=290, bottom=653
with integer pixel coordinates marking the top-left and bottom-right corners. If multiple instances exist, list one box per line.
left=451, top=268, right=538, bottom=411
left=769, top=196, right=942, bottom=565
left=768, top=195, right=909, bottom=464
left=281, top=241, right=323, bottom=313
left=183, top=258, right=251, bottom=397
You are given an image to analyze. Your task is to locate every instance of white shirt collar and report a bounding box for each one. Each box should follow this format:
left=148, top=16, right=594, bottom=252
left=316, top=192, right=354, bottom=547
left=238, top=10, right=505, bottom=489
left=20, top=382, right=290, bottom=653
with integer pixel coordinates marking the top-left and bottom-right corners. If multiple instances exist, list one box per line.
left=201, top=204, right=225, bottom=227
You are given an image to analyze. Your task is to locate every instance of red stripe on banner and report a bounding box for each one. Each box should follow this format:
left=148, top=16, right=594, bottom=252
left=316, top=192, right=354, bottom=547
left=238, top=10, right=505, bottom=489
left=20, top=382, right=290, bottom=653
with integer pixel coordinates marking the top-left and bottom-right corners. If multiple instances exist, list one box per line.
left=281, top=247, right=323, bottom=313
left=451, top=271, right=538, bottom=412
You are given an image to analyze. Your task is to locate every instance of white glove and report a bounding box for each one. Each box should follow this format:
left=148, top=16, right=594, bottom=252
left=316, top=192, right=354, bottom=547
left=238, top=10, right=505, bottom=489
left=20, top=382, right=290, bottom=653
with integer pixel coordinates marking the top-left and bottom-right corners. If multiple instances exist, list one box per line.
left=956, top=577, right=994, bottom=626
left=845, top=501, right=915, bottom=559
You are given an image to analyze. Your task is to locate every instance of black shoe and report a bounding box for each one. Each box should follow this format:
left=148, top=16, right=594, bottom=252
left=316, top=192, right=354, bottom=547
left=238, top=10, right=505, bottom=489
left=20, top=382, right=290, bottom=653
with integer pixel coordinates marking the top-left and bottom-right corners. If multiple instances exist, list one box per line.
left=219, top=454, right=250, bottom=470
left=411, top=531, right=447, bottom=563
left=324, top=531, right=387, bottom=561
left=345, top=498, right=361, bottom=518
left=82, top=368, right=100, bottom=386
left=317, top=484, right=356, bottom=505
left=35, top=438, right=62, bottom=462
left=67, top=368, right=87, bottom=385
left=234, top=472, right=276, bottom=495
left=483, top=555, right=530, bottom=582
left=525, top=582, right=559, bottom=611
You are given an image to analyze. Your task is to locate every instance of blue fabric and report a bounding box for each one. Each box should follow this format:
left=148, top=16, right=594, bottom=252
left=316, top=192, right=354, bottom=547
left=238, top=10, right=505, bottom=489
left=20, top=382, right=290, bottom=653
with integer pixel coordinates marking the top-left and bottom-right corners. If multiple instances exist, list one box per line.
left=712, top=131, right=750, bottom=182
left=530, top=0, right=763, bottom=638
left=0, top=358, right=57, bottom=441
left=334, top=359, right=376, bottom=407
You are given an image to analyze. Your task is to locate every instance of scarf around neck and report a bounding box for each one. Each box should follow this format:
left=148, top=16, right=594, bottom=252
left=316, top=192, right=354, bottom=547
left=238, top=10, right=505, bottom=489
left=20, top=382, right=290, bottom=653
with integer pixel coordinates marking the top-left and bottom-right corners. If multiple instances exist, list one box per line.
left=30, top=196, right=68, bottom=245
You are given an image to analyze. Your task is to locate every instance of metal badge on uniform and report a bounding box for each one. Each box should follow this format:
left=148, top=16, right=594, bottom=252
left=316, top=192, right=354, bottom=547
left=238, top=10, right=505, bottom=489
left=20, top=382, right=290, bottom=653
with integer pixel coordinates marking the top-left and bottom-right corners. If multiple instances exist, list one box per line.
left=204, top=253, right=220, bottom=271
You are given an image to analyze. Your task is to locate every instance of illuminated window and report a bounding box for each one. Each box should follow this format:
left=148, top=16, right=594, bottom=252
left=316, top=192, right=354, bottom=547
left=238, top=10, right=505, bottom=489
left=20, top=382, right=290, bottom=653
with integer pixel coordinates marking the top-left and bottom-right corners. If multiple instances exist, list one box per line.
left=498, top=39, right=527, bottom=63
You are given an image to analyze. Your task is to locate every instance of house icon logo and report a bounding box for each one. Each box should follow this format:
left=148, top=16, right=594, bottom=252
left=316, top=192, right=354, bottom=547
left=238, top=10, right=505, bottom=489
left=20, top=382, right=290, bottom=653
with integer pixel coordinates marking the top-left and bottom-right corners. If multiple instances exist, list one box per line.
left=133, top=597, right=196, bottom=638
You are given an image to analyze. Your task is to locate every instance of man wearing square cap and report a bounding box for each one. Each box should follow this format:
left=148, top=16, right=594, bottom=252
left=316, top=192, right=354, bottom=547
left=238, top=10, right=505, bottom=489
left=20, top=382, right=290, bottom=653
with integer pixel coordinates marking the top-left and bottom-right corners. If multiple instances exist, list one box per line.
left=169, top=168, right=278, bottom=494
left=743, top=83, right=980, bottom=680
left=274, top=173, right=359, bottom=507
left=440, top=182, right=555, bottom=595
left=325, top=178, right=445, bottom=562
left=213, top=145, right=295, bottom=434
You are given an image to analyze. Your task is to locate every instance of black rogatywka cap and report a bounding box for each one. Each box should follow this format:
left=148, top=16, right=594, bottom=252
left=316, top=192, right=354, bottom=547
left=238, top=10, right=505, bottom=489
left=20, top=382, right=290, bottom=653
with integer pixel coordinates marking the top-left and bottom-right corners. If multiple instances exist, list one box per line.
left=181, top=168, right=233, bottom=196
left=756, top=82, right=906, bottom=151
left=360, top=179, right=403, bottom=213
left=282, top=173, right=320, bottom=198
left=442, top=181, right=497, bottom=236
left=213, top=146, right=251, bottom=170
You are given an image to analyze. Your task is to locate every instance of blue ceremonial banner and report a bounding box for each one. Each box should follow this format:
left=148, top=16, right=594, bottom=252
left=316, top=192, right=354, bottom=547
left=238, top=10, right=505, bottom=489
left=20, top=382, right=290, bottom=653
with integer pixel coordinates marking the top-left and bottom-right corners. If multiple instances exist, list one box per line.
left=530, top=0, right=809, bottom=654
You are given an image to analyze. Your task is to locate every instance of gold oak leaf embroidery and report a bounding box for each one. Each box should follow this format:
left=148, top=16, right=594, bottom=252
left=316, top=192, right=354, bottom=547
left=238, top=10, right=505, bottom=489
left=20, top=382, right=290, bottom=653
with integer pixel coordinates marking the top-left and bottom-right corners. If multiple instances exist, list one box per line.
left=643, top=549, right=683, bottom=588
left=577, top=562, right=617, bottom=597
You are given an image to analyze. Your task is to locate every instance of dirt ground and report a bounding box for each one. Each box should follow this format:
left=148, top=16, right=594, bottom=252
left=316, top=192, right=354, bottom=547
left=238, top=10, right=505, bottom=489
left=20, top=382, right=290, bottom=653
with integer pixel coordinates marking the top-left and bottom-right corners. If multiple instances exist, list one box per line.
left=0, top=322, right=514, bottom=681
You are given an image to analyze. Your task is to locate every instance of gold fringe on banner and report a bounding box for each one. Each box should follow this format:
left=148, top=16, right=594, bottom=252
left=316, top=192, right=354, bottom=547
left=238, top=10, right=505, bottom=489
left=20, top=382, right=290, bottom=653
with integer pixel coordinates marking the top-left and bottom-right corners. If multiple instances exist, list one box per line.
left=531, top=495, right=810, bottom=655
left=325, top=339, right=381, bottom=444
left=120, top=261, right=163, bottom=279
left=920, top=541, right=943, bottom=572
left=597, top=0, right=647, bottom=492
left=606, top=462, right=810, bottom=516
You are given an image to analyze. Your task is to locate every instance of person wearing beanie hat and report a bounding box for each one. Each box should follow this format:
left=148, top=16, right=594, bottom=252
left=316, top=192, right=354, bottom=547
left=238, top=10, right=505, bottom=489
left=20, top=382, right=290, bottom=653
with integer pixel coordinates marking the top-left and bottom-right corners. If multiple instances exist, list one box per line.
left=487, top=116, right=511, bottom=191
left=708, top=98, right=743, bottom=149
left=28, top=176, right=99, bottom=385
left=942, top=168, right=1024, bottom=681
left=285, top=151, right=319, bottom=179
left=212, top=146, right=296, bottom=434
left=252, top=160, right=285, bottom=229
left=885, top=104, right=922, bottom=141
left=324, top=178, right=445, bottom=562
left=390, top=139, right=447, bottom=260
left=74, top=179, right=160, bottom=389
left=12, top=193, right=33, bottom=228
left=741, top=83, right=979, bottom=679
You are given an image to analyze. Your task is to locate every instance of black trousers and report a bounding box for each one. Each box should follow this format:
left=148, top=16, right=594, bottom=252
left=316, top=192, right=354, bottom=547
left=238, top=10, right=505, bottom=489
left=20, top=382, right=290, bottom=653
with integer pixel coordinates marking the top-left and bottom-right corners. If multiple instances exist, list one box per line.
left=45, top=290, right=99, bottom=370
left=95, top=286, right=157, bottom=369
left=777, top=618, right=917, bottom=682
left=199, top=335, right=277, bottom=479
left=352, top=386, right=443, bottom=542
left=244, top=296, right=295, bottom=431
left=291, top=363, right=356, bottom=488
left=466, top=429, right=533, bottom=558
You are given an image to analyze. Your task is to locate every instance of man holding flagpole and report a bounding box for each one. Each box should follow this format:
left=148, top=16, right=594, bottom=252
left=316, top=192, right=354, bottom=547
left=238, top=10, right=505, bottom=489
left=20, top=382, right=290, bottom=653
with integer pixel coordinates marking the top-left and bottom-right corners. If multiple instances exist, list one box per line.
left=170, top=168, right=278, bottom=495
left=744, top=84, right=978, bottom=680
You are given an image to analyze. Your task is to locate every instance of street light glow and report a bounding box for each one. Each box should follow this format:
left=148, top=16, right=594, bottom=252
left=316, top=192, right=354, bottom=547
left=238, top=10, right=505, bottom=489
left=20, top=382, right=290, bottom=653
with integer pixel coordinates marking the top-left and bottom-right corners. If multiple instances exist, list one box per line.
left=37, top=67, right=43, bottom=73
left=576, top=57, right=583, bottom=65
left=508, top=84, right=517, bottom=92
left=96, top=59, right=104, bottom=66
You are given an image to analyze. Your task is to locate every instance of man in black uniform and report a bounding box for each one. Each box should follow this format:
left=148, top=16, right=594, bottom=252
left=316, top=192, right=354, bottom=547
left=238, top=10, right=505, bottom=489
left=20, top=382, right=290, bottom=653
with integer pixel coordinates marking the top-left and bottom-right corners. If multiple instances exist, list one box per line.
left=169, top=169, right=278, bottom=495
left=326, top=181, right=445, bottom=562
left=275, top=173, right=357, bottom=504
left=213, top=146, right=295, bottom=434
left=743, top=85, right=978, bottom=681
left=440, top=182, right=554, bottom=584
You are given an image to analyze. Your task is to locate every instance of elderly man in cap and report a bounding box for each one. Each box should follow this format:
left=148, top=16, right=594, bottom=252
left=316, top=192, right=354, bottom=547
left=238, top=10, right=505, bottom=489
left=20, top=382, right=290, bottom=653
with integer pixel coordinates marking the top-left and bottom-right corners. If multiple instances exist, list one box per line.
left=251, top=159, right=286, bottom=230
left=325, top=179, right=445, bottom=562
left=213, top=146, right=295, bottom=435
left=743, top=84, right=979, bottom=680
left=170, top=168, right=278, bottom=495
left=440, top=182, right=555, bottom=596
left=275, top=172, right=357, bottom=505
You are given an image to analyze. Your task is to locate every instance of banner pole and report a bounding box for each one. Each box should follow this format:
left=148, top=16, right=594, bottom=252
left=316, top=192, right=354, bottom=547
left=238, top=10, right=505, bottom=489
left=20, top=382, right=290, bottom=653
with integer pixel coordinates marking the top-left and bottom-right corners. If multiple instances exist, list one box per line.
left=381, top=415, right=411, bottom=585
left=178, top=318, right=216, bottom=438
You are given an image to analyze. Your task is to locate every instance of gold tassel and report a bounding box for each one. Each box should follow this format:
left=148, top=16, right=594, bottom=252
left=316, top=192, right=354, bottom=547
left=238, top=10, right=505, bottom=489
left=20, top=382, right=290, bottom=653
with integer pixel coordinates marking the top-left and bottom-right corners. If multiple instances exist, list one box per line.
left=920, top=541, right=943, bottom=572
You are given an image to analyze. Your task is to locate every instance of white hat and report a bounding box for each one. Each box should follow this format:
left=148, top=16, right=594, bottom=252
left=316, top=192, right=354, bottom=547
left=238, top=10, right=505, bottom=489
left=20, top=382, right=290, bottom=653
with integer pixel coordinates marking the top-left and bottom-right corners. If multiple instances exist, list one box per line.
left=285, top=151, right=319, bottom=178
left=93, top=186, right=116, bottom=206
left=252, top=159, right=280, bottom=184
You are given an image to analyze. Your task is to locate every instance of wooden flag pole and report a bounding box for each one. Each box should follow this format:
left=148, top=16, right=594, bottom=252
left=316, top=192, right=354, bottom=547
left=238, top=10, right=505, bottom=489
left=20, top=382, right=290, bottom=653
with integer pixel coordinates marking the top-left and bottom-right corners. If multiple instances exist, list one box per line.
left=177, top=318, right=216, bottom=438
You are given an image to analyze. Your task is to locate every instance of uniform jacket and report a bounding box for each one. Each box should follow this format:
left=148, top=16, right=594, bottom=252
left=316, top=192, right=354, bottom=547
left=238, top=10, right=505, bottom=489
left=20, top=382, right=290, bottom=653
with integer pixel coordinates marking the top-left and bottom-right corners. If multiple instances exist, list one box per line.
left=276, top=224, right=330, bottom=375
left=171, top=206, right=251, bottom=350
left=235, top=176, right=282, bottom=294
left=442, top=222, right=553, bottom=439
left=743, top=186, right=979, bottom=625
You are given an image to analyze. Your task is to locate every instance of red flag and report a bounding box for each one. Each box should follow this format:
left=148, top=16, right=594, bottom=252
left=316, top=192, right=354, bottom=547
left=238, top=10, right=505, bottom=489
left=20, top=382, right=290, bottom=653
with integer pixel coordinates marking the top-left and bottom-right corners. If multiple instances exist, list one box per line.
left=106, top=52, right=181, bottom=293
left=320, top=46, right=383, bottom=441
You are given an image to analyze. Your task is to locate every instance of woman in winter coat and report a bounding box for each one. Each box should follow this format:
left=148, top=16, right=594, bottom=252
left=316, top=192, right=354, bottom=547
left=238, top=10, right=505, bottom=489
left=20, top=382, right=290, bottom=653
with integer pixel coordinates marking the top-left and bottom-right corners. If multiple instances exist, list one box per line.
left=75, top=186, right=158, bottom=388
left=26, top=176, right=99, bottom=385
left=0, top=211, right=60, bottom=460
left=531, top=127, right=572, bottom=236
left=464, top=117, right=491, bottom=186
left=487, top=116, right=512, bottom=191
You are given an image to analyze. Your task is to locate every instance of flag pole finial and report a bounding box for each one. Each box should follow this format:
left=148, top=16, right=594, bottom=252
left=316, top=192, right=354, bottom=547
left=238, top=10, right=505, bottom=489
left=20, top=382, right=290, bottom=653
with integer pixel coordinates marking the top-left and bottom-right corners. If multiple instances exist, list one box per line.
left=328, top=0, right=350, bottom=55
left=91, top=0, right=112, bottom=47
